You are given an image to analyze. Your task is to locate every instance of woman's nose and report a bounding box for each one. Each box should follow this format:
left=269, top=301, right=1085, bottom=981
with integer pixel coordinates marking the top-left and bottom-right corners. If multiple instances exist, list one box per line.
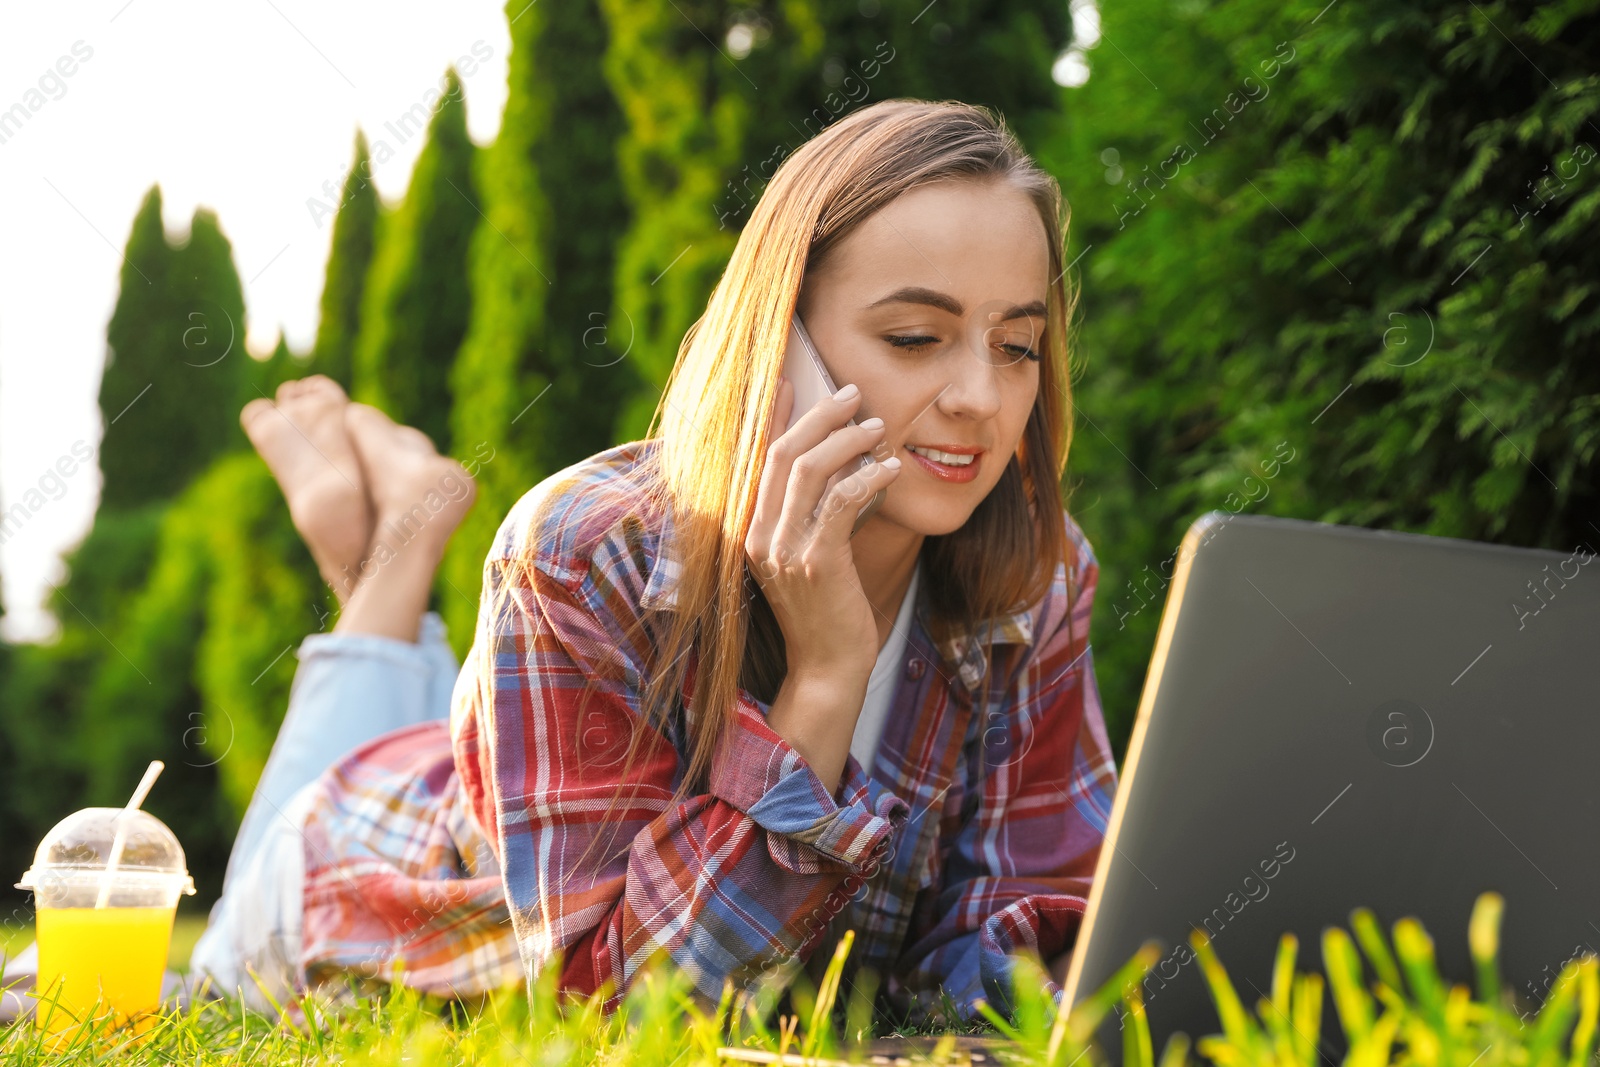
left=933, top=331, right=1005, bottom=421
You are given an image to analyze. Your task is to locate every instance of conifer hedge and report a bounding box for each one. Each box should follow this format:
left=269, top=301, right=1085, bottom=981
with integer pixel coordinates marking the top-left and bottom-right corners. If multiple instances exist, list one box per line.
left=1045, top=0, right=1599, bottom=752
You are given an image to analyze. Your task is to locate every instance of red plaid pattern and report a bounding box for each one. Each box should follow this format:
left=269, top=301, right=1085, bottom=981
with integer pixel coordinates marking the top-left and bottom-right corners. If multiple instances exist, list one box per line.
left=298, top=440, right=1117, bottom=1019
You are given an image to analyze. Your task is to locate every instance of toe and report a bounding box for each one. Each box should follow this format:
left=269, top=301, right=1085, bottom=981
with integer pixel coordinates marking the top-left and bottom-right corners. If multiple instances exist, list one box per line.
left=396, top=425, right=438, bottom=454
left=342, top=402, right=396, bottom=453
left=303, top=375, right=349, bottom=403
left=240, top=397, right=276, bottom=433
left=344, top=401, right=388, bottom=431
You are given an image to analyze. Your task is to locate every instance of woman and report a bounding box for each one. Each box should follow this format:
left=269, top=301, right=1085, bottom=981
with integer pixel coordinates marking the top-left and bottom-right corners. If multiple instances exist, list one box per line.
left=189, top=97, right=1118, bottom=1023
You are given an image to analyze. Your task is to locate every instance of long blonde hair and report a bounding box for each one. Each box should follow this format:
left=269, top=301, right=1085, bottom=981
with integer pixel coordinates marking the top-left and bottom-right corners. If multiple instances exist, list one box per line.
left=495, top=98, right=1081, bottom=843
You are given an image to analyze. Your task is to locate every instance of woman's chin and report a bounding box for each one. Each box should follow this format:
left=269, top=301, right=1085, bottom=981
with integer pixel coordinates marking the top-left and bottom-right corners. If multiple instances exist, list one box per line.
left=876, top=495, right=980, bottom=538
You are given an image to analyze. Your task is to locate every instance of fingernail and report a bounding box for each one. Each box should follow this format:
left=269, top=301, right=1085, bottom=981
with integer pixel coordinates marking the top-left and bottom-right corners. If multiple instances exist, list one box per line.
left=834, top=383, right=859, bottom=401
left=883, top=456, right=901, bottom=469
left=859, top=416, right=884, bottom=430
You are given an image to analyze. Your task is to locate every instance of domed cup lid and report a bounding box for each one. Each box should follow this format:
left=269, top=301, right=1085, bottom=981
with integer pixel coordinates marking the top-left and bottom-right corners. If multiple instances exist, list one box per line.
left=16, top=806, right=195, bottom=896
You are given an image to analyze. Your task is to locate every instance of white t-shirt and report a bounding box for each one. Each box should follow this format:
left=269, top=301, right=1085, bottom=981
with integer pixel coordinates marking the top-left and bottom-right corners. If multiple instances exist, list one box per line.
left=849, top=562, right=921, bottom=769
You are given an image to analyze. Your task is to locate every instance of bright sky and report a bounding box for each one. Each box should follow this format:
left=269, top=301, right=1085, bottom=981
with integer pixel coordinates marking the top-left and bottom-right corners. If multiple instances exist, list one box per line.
left=0, top=0, right=511, bottom=642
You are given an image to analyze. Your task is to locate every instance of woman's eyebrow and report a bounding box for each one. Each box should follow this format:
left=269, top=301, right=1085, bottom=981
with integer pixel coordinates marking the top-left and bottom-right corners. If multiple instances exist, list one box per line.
left=863, top=286, right=1047, bottom=321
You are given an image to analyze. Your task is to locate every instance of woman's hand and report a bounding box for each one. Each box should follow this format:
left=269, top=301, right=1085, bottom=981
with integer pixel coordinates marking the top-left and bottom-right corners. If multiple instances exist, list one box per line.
left=744, top=376, right=902, bottom=790
left=746, top=376, right=901, bottom=683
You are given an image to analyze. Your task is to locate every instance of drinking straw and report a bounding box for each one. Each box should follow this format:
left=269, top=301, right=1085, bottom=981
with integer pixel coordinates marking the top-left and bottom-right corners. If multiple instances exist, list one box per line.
left=94, top=760, right=165, bottom=910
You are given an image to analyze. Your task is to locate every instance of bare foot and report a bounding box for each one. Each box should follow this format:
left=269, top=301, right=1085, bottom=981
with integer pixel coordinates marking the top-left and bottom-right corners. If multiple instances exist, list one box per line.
left=342, top=403, right=476, bottom=573
left=240, top=376, right=374, bottom=603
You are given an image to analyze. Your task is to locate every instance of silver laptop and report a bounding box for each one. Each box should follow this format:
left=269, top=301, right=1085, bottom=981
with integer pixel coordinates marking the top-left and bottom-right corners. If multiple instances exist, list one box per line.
left=1060, top=511, right=1600, bottom=1053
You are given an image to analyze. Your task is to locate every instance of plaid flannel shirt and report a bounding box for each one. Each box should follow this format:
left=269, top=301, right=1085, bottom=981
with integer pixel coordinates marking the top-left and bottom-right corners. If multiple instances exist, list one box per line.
left=299, top=439, right=1118, bottom=1018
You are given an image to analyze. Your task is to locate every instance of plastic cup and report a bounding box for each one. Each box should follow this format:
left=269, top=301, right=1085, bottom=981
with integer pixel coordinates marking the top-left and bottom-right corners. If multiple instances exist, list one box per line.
left=15, top=806, right=195, bottom=1043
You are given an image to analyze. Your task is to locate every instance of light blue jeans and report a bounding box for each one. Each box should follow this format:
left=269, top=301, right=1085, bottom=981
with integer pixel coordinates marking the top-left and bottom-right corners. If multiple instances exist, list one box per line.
left=188, top=611, right=460, bottom=1003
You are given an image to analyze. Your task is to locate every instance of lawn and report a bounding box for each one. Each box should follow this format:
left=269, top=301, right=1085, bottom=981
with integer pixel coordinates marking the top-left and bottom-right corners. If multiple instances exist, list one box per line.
left=0, top=895, right=1594, bottom=1067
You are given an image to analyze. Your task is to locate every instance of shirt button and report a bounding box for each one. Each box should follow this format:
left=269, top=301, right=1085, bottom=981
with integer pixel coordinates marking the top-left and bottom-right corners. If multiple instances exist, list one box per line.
left=906, top=658, right=926, bottom=680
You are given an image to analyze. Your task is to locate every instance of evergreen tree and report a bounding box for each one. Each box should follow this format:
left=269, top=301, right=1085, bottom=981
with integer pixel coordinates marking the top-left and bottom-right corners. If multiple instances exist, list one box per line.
left=1043, top=0, right=1600, bottom=757
left=75, top=487, right=228, bottom=903
left=0, top=504, right=196, bottom=907
left=3, top=195, right=250, bottom=906
left=598, top=0, right=748, bottom=439
left=441, top=0, right=630, bottom=651
left=309, top=131, right=381, bottom=392
left=600, top=0, right=1080, bottom=442
left=98, top=188, right=248, bottom=510
left=353, top=69, right=479, bottom=453
left=0, top=636, right=98, bottom=909
left=73, top=452, right=323, bottom=903
left=191, top=454, right=326, bottom=822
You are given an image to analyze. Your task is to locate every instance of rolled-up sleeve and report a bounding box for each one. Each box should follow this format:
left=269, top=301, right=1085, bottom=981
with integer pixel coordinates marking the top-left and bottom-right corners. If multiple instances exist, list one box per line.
left=712, top=699, right=908, bottom=875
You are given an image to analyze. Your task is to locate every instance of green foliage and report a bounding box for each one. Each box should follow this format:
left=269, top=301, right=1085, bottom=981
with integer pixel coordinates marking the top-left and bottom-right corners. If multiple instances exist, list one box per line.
left=782, top=0, right=1073, bottom=166
left=74, top=467, right=225, bottom=903
left=351, top=69, right=478, bottom=453
left=602, top=0, right=1082, bottom=441
left=440, top=0, right=630, bottom=653
left=0, top=637, right=95, bottom=913
left=599, top=0, right=746, bottom=440
left=0, top=925, right=1017, bottom=1065
left=978, top=940, right=1162, bottom=1067
left=97, top=187, right=249, bottom=511
left=1, top=454, right=319, bottom=908
left=187, top=454, right=325, bottom=821
left=309, top=132, right=380, bottom=391
left=1042, top=0, right=1600, bottom=755
left=76, top=453, right=324, bottom=902
left=43, top=504, right=165, bottom=629
left=4, top=892, right=1595, bottom=1067
left=1, top=191, right=258, bottom=908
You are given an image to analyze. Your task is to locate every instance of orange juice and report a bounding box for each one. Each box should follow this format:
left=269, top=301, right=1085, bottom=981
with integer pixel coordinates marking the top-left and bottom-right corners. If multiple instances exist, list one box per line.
left=33, top=905, right=176, bottom=1038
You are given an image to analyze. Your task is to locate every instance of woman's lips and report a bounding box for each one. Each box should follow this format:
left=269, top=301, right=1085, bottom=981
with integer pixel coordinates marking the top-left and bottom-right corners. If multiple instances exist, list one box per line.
left=904, top=444, right=983, bottom=483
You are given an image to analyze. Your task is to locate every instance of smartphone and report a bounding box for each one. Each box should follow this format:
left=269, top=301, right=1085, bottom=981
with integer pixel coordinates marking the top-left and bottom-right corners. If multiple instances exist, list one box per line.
left=781, top=314, right=887, bottom=536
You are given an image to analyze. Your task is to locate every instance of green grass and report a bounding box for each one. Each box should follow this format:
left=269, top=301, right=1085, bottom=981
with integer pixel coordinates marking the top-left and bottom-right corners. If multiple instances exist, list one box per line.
left=0, top=895, right=1595, bottom=1067
left=0, top=928, right=29, bottom=964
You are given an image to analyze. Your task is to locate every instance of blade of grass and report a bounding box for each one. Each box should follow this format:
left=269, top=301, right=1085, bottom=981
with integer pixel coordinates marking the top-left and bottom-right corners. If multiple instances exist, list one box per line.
left=1352, top=909, right=1405, bottom=995
left=1360, top=1011, right=1402, bottom=1067
left=1324, top=926, right=1376, bottom=1043
left=1469, top=893, right=1504, bottom=1008
left=1394, top=919, right=1447, bottom=1025
left=1157, top=1030, right=1192, bottom=1067
left=973, top=998, right=1026, bottom=1045
left=844, top=967, right=880, bottom=1052
left=1528, top=959, right=1584, bottom=1067
left=1568, top=958, right=1598, bottom=1067
left=1190, top=929, right=1262, bottom=1055
left=1056, top=940, right=1162, bottom=1059
left=1291, top=972, right=1324, bottom=1067
left=1124, top=980, right=1155, bottom=1067
left=1265, top=933, right=1300, bottom=1067
left=802, top=930, right=855, bottom=1059
left=1445, top=983, right=1472, bottom=1037
left=1272, top=934, right=1298, bottom=1023
left=1395, top=917, right=1454, bottom=1067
